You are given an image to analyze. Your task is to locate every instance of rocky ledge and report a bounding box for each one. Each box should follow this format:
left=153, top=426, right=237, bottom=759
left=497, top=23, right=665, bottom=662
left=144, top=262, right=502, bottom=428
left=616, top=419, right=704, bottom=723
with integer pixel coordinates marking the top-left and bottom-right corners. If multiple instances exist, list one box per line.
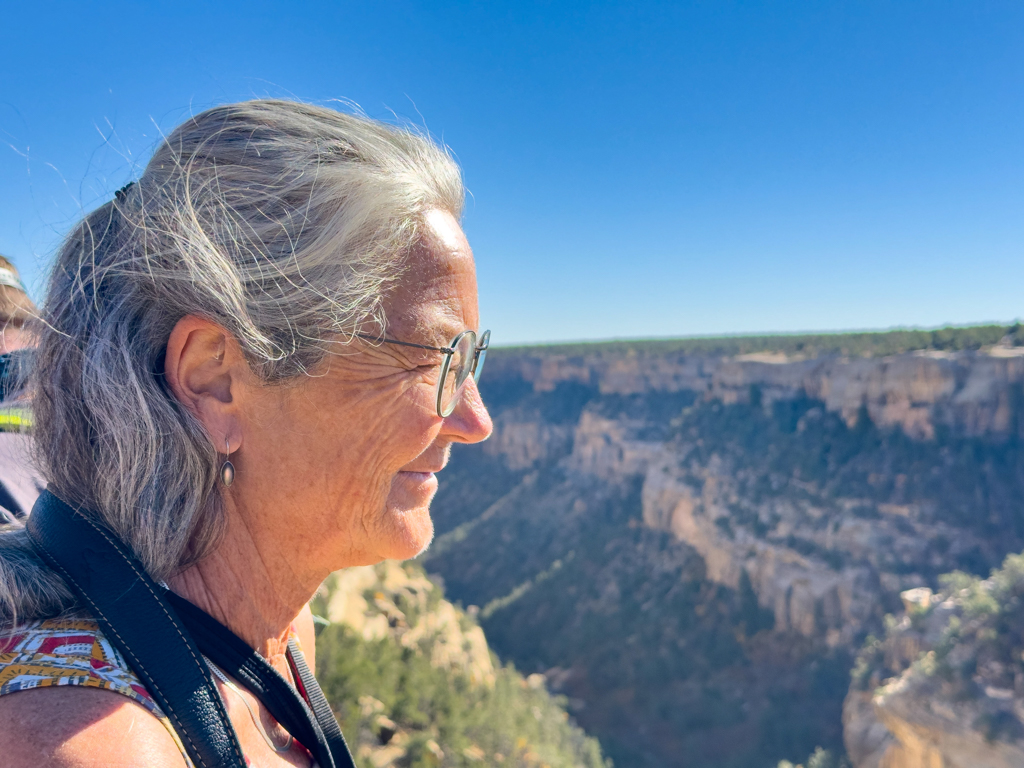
left=844, top=557, right=1024, bottom=768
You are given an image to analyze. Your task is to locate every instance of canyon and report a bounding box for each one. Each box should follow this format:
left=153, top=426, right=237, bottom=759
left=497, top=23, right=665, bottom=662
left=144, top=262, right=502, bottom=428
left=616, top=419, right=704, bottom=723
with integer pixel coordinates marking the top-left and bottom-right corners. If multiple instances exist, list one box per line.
left=424, top=332, right=1024, bottom=767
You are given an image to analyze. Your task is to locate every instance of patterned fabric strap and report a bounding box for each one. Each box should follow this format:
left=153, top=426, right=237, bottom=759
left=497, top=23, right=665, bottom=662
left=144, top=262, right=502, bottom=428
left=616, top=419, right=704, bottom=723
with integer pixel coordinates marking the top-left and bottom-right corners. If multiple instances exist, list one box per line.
left=0, top=618, right=194, bottom=766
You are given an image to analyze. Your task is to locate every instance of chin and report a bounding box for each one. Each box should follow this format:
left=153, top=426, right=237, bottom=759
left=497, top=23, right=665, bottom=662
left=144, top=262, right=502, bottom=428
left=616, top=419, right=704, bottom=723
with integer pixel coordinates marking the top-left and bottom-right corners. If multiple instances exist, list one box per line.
left=379, top=504, right=435, bottom=561
left=378, top=472, right=439, bottom=560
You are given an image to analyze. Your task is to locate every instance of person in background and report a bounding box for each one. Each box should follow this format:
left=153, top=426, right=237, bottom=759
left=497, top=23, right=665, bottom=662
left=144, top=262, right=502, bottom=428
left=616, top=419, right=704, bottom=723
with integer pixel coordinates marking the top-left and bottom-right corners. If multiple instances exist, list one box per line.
left=0, top=255, right=40, bottom=519
left=0, top=254, right=36, bottom=400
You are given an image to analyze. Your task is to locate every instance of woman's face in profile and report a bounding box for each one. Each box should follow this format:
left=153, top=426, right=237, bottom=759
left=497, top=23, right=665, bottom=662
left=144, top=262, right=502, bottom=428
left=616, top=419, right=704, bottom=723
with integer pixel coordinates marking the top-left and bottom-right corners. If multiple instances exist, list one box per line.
left=235, top=209, right=493, bottom=573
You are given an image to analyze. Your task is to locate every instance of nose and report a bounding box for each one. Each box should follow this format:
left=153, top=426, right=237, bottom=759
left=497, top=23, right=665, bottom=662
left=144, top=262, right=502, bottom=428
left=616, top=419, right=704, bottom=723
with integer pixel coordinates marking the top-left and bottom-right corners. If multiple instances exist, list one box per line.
left=441, top=377, right=493, bottom=444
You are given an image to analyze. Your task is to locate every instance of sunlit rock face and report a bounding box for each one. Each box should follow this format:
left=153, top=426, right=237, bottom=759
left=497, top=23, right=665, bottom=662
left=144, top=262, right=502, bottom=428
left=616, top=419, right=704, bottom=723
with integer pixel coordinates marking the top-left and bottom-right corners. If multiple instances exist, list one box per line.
left=844, top=574, right=1024, bottom=768
left=639, top=460, right=878, bottom=646
left=313, top=561, right=608, bottom=768
left=427, top=342, right=1024, bottom=768
left=490, top=346, right=1024, bottom=441
left=480, top=346, right=1024, bottom=645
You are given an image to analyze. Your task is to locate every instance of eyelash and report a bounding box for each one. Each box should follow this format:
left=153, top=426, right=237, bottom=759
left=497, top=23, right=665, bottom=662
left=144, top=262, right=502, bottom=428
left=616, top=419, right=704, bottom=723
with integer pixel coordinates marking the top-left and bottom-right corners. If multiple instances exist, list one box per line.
left=408, top=357, right=442, bottom=372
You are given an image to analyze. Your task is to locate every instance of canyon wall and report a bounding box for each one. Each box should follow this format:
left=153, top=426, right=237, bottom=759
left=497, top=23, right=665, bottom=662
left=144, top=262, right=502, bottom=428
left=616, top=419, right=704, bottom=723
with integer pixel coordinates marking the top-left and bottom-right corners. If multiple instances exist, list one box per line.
left=427, top=343, right=1024, bottom=768
left=489, top=345, right=1024, bottom=440
left=484, top=346, right=1024, bottom=640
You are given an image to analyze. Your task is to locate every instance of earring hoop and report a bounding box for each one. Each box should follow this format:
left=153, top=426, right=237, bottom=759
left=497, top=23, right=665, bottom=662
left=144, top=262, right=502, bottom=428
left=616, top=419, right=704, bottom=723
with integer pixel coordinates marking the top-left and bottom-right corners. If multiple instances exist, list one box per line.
left=220, top=438, right=235, bottom=488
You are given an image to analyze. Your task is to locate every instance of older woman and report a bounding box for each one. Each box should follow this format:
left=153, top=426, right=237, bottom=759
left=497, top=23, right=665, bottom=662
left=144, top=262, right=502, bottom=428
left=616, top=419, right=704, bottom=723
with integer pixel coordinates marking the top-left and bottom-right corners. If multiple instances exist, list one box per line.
left=0, top=100, right=492, bottom=767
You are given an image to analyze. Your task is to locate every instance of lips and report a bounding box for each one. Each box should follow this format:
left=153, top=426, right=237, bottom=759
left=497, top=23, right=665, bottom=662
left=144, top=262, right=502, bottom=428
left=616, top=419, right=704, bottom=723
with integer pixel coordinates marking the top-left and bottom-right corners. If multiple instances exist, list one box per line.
left=394, top=471, right=439, bottom=496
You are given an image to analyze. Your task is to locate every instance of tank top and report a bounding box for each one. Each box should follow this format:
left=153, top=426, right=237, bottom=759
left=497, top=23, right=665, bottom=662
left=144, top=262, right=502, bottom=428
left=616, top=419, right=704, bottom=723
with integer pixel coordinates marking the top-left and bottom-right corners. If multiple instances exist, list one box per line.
left=0, top=616, right=313, bottom=766
left=0, top=617, right=195, bottom=764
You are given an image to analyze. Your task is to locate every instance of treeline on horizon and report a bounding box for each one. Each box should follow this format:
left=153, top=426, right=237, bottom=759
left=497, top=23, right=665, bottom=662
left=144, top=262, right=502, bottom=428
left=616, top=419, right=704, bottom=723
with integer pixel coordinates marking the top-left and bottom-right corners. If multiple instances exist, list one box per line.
left=498, top=323, right=1023, bottom=359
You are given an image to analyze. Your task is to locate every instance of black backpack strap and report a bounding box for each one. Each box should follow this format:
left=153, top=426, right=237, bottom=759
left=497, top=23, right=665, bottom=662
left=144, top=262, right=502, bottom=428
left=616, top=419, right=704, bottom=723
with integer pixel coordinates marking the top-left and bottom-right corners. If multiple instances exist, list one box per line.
left=288, top=637, right=357, bottom=768
left=167, top=591, right=355, bottom=768
left=25, top=490, right=247, bottom=768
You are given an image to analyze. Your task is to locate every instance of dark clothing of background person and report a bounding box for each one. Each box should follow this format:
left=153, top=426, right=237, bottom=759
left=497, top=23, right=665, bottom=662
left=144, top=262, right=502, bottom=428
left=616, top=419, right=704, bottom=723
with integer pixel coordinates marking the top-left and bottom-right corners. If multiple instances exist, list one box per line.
left=0, top=255, right=40, bottom=520
left=0, top=433, right=41, bottom=521
left=0, top=350, right=30, bottom=402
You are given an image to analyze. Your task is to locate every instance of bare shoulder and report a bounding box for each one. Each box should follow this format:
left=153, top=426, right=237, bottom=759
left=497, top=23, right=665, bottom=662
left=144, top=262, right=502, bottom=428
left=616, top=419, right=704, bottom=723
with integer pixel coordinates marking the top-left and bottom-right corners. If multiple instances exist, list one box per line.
left=0, top=686, right=187, bottom=767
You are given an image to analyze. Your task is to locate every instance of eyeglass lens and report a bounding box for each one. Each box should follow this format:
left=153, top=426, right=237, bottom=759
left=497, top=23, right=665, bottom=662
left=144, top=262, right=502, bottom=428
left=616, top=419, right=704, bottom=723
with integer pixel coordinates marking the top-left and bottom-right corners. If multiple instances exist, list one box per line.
left=439, top=331, right=478, bottom=417
left=474, top=330, right=490, bottom=382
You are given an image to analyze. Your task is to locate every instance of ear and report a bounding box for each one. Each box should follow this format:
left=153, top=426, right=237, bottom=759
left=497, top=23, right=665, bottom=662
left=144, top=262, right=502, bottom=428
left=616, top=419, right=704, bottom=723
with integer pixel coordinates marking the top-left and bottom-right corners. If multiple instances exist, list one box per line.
left=164, top=315, right=245, bottom=453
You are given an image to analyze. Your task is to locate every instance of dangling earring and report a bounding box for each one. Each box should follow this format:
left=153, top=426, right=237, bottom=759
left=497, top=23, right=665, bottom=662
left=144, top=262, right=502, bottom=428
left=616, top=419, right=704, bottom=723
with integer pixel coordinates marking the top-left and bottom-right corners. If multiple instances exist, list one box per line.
left=221, top=438, right=235, bottom=488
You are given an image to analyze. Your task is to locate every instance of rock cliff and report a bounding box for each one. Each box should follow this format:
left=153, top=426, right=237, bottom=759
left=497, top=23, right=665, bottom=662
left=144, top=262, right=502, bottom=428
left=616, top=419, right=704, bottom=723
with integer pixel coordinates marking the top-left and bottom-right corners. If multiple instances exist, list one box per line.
left=470, top=344, right=1022, bottom=648
left=427, top=334, right=1024, bottom=768
left=489, top=344, right=1024, bottom=440
left=844, top=557, right=1024, bottom=768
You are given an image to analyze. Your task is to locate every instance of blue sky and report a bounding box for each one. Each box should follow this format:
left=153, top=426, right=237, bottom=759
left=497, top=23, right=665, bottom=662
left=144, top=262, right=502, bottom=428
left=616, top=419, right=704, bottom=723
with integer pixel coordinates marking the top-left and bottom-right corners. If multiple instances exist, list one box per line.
left=2, top=1, right=1022, bottom=344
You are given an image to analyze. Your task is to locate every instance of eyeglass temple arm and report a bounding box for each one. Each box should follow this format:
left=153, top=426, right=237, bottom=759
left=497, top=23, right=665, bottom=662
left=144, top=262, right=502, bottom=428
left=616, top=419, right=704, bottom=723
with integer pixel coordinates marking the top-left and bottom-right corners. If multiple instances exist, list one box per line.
left=354, top=332, right=454, bottom=355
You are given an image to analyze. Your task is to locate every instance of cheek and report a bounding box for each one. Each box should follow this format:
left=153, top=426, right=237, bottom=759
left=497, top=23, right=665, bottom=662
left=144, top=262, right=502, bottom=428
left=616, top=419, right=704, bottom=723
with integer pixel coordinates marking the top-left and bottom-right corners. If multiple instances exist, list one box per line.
left=350, top=395, right=442, bottom=515
left=376, top=388, right=443, bottom=465
left=330, top=376, right=436, bottom=459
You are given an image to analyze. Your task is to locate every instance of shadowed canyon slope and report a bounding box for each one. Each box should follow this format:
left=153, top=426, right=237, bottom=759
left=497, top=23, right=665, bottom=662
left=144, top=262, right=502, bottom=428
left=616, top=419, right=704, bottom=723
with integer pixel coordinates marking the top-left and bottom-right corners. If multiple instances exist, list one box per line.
left=424, top=331, right=1024, bottom=768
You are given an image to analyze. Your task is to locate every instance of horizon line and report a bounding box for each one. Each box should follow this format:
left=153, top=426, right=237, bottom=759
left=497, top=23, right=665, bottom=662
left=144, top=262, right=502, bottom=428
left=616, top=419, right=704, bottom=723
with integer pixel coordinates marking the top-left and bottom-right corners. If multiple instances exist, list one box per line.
left=492, top=319, right=1022, bottom=349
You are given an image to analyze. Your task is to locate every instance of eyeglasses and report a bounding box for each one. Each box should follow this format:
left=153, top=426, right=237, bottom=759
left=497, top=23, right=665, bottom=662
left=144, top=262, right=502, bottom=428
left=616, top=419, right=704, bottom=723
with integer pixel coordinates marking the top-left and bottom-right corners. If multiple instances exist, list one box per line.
left=355, top=329, right=490, bottom=417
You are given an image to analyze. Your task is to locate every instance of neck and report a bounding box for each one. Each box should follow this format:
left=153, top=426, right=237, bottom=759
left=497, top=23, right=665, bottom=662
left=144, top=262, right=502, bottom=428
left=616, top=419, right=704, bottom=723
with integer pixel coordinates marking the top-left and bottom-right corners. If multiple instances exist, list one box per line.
left=166, top=509, right=318, bottom=664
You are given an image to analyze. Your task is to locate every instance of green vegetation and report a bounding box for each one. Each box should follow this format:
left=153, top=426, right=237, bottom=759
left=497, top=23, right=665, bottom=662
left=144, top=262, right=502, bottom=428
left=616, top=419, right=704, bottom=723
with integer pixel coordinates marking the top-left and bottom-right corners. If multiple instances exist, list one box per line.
left=848, top=552, right=1024, bottom=751
left=317, top=625, right=607, bottom=768
left=854, top=552, right=1024, bottom=714
left=496, top=322, right=1020, bottom=359
left=313, top=563, right=608, bottom=768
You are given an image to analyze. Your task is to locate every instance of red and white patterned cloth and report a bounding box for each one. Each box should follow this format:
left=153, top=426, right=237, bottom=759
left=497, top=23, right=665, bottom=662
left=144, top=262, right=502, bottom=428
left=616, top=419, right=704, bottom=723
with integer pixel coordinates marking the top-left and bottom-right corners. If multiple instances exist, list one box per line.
left=0, top=617, right=194, bottom=765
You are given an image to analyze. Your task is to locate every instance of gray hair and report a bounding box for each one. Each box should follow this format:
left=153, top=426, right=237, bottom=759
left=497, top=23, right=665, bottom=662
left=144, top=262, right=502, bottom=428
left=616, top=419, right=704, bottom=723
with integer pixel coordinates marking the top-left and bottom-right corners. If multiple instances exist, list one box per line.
left=0, top=99, right=464, bottom=624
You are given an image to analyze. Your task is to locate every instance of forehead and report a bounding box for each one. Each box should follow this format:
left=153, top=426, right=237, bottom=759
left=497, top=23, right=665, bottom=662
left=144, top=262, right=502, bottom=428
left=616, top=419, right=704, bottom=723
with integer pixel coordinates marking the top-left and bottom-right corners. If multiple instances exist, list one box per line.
left=384, top=210, right=479, bottom=344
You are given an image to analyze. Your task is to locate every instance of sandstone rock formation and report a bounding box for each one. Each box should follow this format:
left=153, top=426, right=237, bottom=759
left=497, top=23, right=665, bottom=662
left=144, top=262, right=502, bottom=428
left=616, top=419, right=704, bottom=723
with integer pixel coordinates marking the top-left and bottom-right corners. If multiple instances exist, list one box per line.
left=427, top=339, right=1024, bottom=768
left=478, top=347, right=1015, bottom=649
left=489, top=346, right=1024, bottom=441
left=844, top=573, right=1024, bottom=768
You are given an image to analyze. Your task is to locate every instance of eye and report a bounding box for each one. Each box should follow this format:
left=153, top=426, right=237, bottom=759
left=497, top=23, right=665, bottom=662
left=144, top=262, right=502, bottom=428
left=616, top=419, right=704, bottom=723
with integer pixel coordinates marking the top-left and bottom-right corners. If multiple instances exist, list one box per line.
left=403, top=354, right=443, bottom=375
left=412, top=351, right=445, bottom=367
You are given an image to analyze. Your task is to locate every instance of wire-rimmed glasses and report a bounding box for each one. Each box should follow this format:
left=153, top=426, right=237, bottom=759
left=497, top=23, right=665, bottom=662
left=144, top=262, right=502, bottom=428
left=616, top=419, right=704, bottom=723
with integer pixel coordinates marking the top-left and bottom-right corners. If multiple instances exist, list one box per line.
left=355, top=329, right=490, bottom=417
